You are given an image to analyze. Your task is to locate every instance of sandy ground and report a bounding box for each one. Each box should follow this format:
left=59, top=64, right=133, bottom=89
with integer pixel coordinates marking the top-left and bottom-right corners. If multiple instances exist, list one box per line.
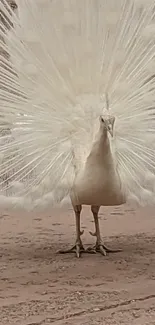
left=0, top=205, right=155, bottom=324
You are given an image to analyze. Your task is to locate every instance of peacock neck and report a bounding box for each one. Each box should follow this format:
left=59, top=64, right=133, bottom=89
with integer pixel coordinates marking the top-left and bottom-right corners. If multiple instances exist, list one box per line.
left=95, top=124, right=110, bottom=149
left=100, top=127, right=109, bottom=144
left=87, top=125, right=111, bottom=164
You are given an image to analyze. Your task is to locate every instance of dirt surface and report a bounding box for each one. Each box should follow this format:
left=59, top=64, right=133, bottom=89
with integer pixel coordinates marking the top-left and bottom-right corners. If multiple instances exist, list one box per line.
left=0, top=205, right=155, bottom=324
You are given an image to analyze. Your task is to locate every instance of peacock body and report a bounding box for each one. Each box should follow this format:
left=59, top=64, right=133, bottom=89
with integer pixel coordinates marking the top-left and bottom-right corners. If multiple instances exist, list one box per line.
left=1, top=0, right=155, bottom=256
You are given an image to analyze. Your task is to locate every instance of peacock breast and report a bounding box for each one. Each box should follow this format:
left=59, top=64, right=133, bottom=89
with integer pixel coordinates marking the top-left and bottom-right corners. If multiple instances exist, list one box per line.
left=71, top=162, right=125, bottom=206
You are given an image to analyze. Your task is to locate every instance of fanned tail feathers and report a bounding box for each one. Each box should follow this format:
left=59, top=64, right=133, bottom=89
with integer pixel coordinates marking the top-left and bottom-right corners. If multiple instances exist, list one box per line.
left=0, top=0, right=155, bottom=210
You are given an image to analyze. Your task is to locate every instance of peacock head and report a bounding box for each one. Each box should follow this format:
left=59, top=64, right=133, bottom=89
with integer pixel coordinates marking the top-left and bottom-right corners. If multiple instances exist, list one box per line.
left=99, top=115, right=115, bottom=137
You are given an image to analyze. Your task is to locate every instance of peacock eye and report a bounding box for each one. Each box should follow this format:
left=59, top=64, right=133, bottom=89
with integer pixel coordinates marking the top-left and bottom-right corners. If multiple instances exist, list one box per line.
left=10, top=2, right=17, bottom=9
left=101, top=117, right=105, bottom=123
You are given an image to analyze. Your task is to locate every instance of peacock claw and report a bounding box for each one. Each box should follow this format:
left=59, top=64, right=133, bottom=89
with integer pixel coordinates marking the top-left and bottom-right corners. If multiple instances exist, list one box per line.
left=57, top=243, right=86, bottom=258
left=89, top=231, right=96, bottom=237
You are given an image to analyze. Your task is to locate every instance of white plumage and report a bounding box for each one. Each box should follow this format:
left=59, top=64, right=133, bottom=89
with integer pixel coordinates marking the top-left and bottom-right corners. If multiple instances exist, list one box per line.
left=1, top=0, right=155, bottom=256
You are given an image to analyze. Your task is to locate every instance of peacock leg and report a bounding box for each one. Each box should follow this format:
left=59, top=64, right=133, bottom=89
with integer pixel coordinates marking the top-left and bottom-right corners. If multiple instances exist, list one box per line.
left=58, top=205, right=85, bottom=258
left=86, top=205, right=121, bottom=255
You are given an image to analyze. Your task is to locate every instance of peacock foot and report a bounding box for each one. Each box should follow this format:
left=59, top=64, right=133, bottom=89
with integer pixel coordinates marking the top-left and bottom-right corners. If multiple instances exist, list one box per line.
left=57, top=230, right=86, bottom=258
left=86, top=231, right=122, bottom=256
left=86, top=243, right=121, bottom=256
left=58, top=243, right=86, bottom=258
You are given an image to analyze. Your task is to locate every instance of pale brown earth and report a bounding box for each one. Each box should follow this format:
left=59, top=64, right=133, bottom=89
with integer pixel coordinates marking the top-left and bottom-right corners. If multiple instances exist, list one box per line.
left=0, top=205, right=155, bottom=324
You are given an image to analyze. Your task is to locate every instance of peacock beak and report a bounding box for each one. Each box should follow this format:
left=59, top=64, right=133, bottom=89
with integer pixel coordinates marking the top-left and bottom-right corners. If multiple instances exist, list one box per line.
left=108, top=127, right=113, bottom=137
left=108, top=129, right=114, bottom=138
